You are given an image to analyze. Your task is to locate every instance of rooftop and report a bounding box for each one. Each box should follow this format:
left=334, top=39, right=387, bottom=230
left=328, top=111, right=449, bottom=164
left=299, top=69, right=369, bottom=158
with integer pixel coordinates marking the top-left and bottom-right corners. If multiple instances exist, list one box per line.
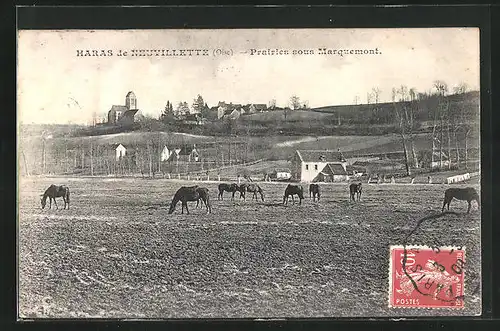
left=296, top=150, right=346, bottom=163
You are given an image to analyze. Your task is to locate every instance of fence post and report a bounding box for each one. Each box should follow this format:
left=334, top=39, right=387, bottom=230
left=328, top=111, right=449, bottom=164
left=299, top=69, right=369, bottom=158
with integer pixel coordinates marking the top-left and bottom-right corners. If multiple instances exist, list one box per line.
left=178, top=173, right=180, bottom=180
left=218, top=175, right=221, bottom=181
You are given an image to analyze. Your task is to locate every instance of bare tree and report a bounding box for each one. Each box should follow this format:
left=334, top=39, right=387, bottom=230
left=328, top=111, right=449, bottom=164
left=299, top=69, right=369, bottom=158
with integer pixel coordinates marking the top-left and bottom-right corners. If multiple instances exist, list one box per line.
left=289, top=95, right=301, bottom=110
left=433, top=80, right=449, bottom=96
left=366, top=92, right=373, bottom=104
left=90, top=141, right=94, bottom=176
left=147, top=141, right=153, bottom=177
left=393, top=86, right=412, bottom=176
left=409, top=88, right=417, bottom=102
left=407, top=87, right=419, bottom=168
left=268, top=99, right=277, bottom=109
left=432, top=81, right=450, bottom=169
left=391, top=88, right=397, bottom=103
left=372, top=87, right=382, bottom=103
left=453, top=82, right=469, bottom=95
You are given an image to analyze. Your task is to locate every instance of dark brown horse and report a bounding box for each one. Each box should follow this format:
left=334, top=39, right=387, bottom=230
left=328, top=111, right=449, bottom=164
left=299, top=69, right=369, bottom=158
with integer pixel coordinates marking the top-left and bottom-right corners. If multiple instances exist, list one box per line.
left=169, top=186, right=211, bottom=215
left=195, top=187, right=212, bottom=213
left=241, top=183, right=264, bottom=201
left=41, top=184, right=70, bottom=209
left=309, top=183, right=320, bottom=202
left=349, top=183, right=362, bottom=202
left=218, top=183, right=240, bottom=201
left=442, top=187, right=480, bottom=213
left=283, top=184, right=304, bottom=205
left=237, top=183, right=248, bottom=199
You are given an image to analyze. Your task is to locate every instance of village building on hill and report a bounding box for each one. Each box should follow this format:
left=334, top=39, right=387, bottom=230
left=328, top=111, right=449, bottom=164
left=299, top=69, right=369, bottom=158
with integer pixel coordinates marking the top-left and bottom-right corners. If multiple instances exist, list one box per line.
left=216, top=102, right=269, bottom=119
left=291, top=149, right=349, bottom=182
left=164, top=145, right=200, bottom=162
left=107, top=91, right=139, bottom=125
left=217, top=102, right=243, bottom=119
left=249, top=103, right=268, bottom=113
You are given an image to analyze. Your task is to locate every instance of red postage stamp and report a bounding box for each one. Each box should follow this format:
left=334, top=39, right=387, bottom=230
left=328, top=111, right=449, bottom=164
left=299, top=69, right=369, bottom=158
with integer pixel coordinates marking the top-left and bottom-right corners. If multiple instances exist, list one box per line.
left=389, top=245, right=465, bottom=309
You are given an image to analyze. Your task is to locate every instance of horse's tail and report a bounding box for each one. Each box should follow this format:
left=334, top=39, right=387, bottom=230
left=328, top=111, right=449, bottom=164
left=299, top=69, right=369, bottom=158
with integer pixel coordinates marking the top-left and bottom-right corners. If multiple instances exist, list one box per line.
left=66, top=187, right=70, bottom=203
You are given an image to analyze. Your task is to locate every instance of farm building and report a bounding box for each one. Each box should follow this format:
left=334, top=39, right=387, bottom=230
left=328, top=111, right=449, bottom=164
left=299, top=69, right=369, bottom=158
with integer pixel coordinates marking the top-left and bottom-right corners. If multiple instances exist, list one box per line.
left=249, top=104, right=268, bottom=113
left=114, top=144, right=127, bottom=161
left=217, top=102, right=243, bottom=119
left=314, top=163, right=349, bottom=182
left=290, top=149, right=348, bottom=183
left=270, top=169, right=292, bottom=181
left=423, top=150, right=450, bottom=169
left=166, top=145, right=200, bottom=162
left=107, top=91, right=139, bottom=125
left=350, top=159, right=406, bottom=177
left=160, top=145, right=178, bottom=162
left=183, top=113, right=205, bottom=125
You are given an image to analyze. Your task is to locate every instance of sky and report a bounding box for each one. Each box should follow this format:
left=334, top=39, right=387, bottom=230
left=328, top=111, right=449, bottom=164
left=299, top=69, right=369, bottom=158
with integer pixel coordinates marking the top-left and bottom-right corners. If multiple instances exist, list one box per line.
left=17, top=28, right=480, bottom=125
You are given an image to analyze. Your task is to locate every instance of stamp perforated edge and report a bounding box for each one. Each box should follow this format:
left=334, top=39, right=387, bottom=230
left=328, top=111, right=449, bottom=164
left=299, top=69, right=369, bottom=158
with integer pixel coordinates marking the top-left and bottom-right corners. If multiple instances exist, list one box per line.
left=388, top=245, right=466, bottom=310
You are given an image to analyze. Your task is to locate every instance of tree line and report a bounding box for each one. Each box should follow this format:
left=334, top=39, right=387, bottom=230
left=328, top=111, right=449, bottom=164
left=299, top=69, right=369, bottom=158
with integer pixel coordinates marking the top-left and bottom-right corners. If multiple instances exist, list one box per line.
left=390, top=81, right=478, bottom=175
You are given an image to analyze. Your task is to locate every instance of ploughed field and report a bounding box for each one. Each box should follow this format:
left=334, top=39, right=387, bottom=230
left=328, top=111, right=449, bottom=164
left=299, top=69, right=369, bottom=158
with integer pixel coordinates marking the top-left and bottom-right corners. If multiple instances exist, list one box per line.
left=18, top=177, right=481, bottom=318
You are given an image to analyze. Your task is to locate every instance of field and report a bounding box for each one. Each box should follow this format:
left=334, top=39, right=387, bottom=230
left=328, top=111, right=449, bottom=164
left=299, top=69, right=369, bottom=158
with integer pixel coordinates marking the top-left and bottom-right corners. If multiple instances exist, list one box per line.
left=18, top=176, right=481, bottom=318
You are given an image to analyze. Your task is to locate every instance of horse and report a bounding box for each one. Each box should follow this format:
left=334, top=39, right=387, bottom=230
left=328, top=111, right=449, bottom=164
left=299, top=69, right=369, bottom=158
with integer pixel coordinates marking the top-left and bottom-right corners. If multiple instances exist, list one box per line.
left=168, top=186, right=211, bottom=215
left=41, top=184, right=70, bottom=209
left=242, top=183, right=264, bottom=201
left=218, top=183, right=240, bottom=201
left=195, top=187, right=212, bottom=213
left=309, top=183, right=320, bottom=202
left=283, top=184, right=304, bottom=205
left=349, top=183, right=362, bottom=202
left=237, top=183, right=248, bottom=199
left=442, top=187, right=480, bottom=214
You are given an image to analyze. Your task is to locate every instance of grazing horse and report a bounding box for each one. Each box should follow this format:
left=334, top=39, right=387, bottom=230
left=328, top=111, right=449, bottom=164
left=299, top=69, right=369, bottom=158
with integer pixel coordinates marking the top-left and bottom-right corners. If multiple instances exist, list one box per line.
left=237, top=184, right=248, bottom=199
left=242, top=183, right=264, bottom=201
left=41, top=184, right=70, bottom=209
left=195, top=187, right=212, bottom=214
left=442, top=187, right=480, bottom=214
left=218, top=183, right=240, bottom=201
left=169, top=186, right=211, bottom=215
left=349, top=183, right=362, bottom=202
left=309, top=183, right=320, bottom=202
left=283, top=184, right=304, bottom=205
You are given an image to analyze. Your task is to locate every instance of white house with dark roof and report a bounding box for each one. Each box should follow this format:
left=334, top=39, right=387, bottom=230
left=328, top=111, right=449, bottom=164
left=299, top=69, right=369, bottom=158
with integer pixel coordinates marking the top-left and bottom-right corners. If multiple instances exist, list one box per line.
left=291, top=149, right=349, bottom=182
left=114, top=144, right=127, bottom=161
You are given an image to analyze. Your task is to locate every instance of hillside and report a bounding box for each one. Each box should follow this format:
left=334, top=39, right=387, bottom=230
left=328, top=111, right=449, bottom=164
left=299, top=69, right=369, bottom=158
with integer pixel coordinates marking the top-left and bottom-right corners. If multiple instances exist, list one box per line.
left=310, top=91, right=480, bottom=119
left=241, top=110, right=333, bottom=122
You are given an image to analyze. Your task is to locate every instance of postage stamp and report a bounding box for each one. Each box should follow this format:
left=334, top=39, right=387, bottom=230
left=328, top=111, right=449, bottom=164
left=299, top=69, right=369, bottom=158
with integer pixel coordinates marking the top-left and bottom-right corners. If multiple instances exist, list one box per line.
left=389, top=245, right=465, bottom=309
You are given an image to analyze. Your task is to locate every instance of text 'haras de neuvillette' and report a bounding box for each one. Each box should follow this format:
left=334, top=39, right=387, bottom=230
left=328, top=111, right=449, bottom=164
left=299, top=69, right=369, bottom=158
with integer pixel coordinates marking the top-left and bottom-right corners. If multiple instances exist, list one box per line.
left=76, top=48, right=382, bottom=57
left=76, top=49, right=211, bottom=57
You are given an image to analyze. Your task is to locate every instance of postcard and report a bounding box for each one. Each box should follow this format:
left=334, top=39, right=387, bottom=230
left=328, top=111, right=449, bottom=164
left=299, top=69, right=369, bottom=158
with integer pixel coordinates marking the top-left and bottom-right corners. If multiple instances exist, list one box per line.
left=17, top=27, right=481, bottom=318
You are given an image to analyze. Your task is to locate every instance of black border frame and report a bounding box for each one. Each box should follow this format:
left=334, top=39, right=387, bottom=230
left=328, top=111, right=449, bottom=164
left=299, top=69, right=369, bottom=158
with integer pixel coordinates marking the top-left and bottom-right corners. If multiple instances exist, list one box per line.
left=3, top=4, right=498, bottom=331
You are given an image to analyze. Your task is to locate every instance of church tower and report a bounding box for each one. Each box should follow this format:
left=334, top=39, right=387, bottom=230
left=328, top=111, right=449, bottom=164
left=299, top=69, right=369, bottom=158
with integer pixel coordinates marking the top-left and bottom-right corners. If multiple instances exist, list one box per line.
left=125, top=91, right=137, bottom=110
